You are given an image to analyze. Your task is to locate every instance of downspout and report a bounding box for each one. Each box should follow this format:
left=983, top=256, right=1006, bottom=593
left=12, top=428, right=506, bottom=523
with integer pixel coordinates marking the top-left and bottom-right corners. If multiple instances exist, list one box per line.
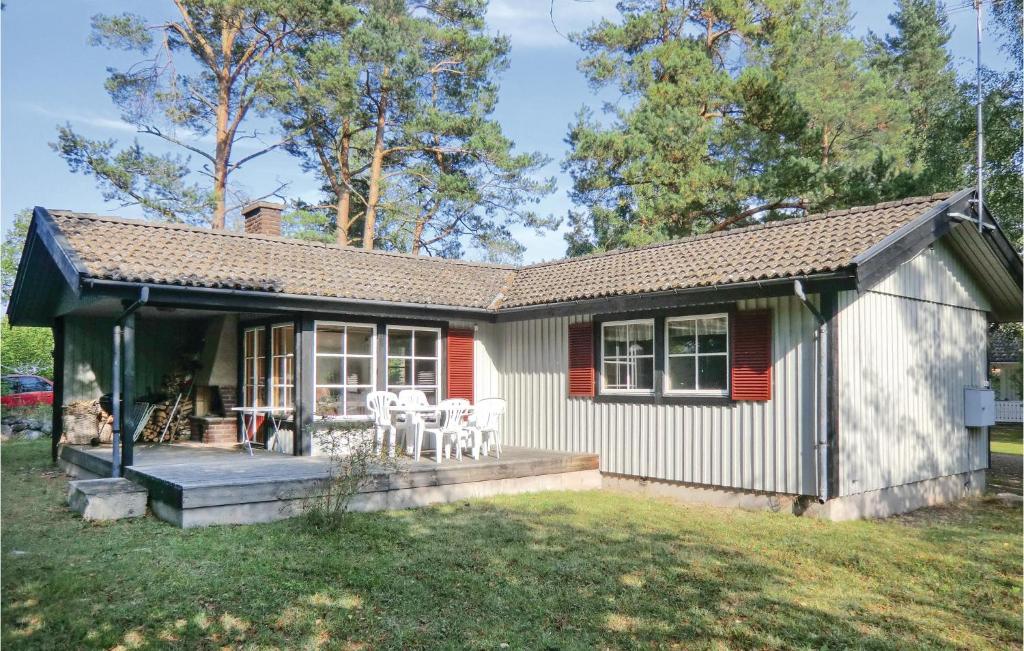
left=110, top=287, right=149, bottom=477
left=794, top=280, right=829, bottom=503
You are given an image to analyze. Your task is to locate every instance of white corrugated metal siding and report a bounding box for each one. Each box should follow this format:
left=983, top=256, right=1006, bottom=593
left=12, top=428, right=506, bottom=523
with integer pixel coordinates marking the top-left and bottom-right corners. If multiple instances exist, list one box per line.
left=837, top=242, right=990, bottom=496
left=473, top=322, right=503, bottom=400
left=868, top=240, right=992, bottom=311
left=496, top=296, right=819, bottom=495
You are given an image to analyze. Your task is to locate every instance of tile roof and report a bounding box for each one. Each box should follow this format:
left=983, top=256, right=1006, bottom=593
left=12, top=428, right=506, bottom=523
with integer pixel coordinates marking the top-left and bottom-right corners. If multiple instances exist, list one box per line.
left=48, top=212, right=516, bottom=310
left=500, top=193, right=954, bottom=308
left=44, top=192, right=956, bottom=312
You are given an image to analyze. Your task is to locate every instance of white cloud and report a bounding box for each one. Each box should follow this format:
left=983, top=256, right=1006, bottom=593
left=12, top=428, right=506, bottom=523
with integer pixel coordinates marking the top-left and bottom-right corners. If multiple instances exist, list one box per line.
left=487, top=0, right=619, bottom=49
left=26, top=103, right=139, bottom=134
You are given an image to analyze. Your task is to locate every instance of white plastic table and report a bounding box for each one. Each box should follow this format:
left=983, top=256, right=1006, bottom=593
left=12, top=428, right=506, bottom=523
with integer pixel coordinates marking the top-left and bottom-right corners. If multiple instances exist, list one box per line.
left=388, top=404, right=474, bottom=456
left=231, top=406, right=294, bottom=455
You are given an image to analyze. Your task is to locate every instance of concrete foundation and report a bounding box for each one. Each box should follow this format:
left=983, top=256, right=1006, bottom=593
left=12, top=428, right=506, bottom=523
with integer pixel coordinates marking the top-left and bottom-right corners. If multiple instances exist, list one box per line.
left=602, top=474, right=799, bottom=513
left=67, top=477, right=148, bottom=521
left=605, top=469, right=987, bottom=521
left=803, top=469, right=986, bottom=521
left=154, top=469, right=602, bottom=528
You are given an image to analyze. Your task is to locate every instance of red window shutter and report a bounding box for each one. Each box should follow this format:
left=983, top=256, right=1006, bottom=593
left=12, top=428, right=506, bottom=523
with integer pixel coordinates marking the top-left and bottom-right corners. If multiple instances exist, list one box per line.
left=731, top=310, right=772, bottom=401
left=446, top=329, right=474, bottom=402
left=567, top=322, right=595, bottom=398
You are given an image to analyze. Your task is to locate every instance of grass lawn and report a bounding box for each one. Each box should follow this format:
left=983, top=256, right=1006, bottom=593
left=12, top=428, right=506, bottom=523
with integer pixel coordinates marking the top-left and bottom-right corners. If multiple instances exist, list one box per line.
left=992, top=425, right=1023, bottom=456
left=3, top=440, right=1022, bottom=650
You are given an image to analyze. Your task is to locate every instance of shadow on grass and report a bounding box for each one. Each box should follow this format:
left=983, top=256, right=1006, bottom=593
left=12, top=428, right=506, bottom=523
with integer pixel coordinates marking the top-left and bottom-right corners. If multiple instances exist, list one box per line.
left=2, top=439, right=1022, bottom=649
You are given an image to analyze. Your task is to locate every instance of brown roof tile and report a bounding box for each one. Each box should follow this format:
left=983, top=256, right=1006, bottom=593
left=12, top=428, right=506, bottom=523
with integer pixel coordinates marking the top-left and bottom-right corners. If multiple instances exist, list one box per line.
left=48, top=212, right=516, bottom=310
left=499, top=193, right=954, bottom=308
left=45, top=192, right=956, bottom=312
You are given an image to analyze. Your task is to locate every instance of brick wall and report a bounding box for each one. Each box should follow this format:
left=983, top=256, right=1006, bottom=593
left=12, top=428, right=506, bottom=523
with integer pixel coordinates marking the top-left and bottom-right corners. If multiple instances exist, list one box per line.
left=188, top=416, right=237, bottom=445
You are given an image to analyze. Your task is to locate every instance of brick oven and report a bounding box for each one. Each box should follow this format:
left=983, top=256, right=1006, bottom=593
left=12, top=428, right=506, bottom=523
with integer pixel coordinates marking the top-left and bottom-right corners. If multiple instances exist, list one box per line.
left=188, top=385, right=238, bottom=446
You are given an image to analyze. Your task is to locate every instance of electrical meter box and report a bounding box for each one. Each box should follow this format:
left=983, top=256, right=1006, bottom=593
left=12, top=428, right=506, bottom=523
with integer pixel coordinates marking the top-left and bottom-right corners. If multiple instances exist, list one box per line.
left=964, top=387, right=995, bottom=427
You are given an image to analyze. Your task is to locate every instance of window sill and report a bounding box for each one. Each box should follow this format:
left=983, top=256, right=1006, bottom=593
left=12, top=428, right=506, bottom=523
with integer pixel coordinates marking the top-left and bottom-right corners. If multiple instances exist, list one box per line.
left=595, top=393, right=734, bottom=407
left=600, top=390, right=655, bottom=397
left=664, top=391, right=729, bottom=398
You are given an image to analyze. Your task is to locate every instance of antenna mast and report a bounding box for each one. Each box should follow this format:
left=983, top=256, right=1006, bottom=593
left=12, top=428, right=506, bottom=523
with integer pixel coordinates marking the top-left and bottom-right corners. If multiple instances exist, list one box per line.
left=975, top=0, right=984, bottom=233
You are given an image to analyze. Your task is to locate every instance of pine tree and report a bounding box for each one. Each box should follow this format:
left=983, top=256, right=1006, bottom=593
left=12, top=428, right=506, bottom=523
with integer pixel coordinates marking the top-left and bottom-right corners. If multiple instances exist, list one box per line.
left=269, top=3, right=365, bottom=245
left=273, top=0, right=556, bottom=258
left=54, top=1, right=326, bottom=228
left=384, top=0, right=556, bottom=259
left=867, top=0, right=968, bottom=196
left=563, top=0, right=912, bottom=254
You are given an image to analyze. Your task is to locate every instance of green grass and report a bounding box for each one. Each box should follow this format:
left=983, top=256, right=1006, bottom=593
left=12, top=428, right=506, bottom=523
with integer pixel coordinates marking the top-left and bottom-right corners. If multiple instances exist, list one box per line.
left=2, top=440, right=1022, bottom=650
left=992, top=425, right=1023, bottom=456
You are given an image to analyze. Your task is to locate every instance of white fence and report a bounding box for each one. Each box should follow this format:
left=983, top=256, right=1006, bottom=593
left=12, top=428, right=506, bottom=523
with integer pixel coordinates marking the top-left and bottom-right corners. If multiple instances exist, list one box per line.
left=995, top=400, right=1023, bottom=423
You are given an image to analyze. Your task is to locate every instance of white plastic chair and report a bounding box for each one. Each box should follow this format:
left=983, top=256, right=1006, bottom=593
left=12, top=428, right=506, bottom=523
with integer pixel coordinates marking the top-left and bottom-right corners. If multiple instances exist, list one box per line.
left=391, top=388, right=423, bottom=454
left=366, top=391, right=398, bottom=457
left=470, top=398, right=506, bottom=458
left=423, top=398, right=471, bottom=463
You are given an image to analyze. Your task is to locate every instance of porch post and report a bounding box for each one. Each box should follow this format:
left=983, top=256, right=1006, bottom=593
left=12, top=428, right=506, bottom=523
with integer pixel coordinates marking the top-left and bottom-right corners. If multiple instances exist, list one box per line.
left=51, top=317, right=65, bottom=464
left=121, top=311, right=136, bottom=468
left=296, top=316, right=315, bottom=456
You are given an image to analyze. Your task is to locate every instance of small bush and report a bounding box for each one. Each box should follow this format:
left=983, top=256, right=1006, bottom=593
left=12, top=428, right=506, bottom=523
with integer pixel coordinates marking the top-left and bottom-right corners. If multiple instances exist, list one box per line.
left=298, top=421, right=404, bottom=531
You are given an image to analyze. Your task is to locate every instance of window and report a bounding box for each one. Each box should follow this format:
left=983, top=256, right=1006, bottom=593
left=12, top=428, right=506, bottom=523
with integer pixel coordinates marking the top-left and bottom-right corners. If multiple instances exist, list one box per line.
left=314, top=322, right=375, bottom=418
left=270, top=324, right=294, bottom=408
left=601, top=320, right=654, bottom=393
left=386, top=326, right=440, bottom=404
left=665, top=314, right=729, bottom=394
left=242, top=327, right=266, bottom=407
left=22, top=377, right=51, bottom=392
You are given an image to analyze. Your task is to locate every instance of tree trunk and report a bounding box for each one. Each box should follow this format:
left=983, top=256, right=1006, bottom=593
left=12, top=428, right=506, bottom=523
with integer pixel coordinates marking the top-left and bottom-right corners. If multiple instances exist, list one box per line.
left=336, top=119, right=352, bottom=246
left=211, top=22, right=236, bottom=230
left=363, top=89, right=388, bottom=250
left=411, top=219, right=425, bottom=254
left=212, top=97, right=230, bottom=229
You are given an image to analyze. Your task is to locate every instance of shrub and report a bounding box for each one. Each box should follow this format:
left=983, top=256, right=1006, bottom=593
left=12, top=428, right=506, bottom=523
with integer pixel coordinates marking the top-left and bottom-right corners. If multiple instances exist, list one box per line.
left=298, top=420, right=404, bottom=531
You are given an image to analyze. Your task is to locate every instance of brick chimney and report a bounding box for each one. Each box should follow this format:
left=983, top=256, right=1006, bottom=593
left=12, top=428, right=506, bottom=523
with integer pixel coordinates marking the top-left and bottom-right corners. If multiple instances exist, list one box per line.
left=242, top=201, right=283, bottom=236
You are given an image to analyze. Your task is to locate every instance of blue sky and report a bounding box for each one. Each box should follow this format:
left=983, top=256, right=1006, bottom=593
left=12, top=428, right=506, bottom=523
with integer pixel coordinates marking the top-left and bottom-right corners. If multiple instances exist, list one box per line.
left=1, top=1, right=1010, bottom=263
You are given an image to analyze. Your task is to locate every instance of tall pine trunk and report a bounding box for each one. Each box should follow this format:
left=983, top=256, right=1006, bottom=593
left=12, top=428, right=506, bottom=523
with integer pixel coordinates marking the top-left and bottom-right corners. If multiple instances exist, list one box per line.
left=411, top=219, right=425, bottom=254
left=212, top=84, right=231, bottom=229
left=363, top=87, right=388, bottom=250
left=335, top=119, right=352, bottom=246
left=211, top=22, right=237, bottom=230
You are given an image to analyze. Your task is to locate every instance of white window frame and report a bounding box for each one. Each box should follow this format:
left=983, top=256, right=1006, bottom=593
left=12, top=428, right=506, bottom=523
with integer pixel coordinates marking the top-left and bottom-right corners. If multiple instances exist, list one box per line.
left=313, top=321, right=377, bottom=419
left=385, top=325, right=442, bottom=399
left=242, top=326, right=265, bottom=408
left=269, top=323, right=295, bottom=409
left=664, top=313, right=730, bottom=397
left=600, top=319, right=656, bottom=395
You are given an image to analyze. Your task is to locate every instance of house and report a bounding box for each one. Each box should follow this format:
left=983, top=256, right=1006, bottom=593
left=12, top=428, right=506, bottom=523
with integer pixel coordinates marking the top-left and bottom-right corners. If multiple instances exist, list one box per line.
left=7, top=188, right=1022, bottom=520
left=989, top=328, right=1023, bottom=423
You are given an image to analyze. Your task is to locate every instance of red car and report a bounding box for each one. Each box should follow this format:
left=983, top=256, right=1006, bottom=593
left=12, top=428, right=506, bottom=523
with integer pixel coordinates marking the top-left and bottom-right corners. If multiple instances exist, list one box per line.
left=1, top=375, right=54, bottom=408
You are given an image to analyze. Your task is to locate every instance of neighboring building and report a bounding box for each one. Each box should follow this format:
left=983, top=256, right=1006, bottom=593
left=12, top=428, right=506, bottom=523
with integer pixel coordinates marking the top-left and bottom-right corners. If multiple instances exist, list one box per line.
left=8, top=189, right=1022, bottom=519
left=989, top=328, right=1023, bottom=423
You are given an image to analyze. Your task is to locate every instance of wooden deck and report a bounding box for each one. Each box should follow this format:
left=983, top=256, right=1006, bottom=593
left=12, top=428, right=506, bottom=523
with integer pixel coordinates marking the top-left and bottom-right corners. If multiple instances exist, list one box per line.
left=59, top=443, right=600, bottom=527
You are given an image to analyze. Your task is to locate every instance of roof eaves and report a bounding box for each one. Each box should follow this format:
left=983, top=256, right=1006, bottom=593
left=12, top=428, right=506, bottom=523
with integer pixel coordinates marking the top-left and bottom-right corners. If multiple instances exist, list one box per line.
left=30, top=207, right=88, bottom=294
left=850, top=189, right=973, bottom=290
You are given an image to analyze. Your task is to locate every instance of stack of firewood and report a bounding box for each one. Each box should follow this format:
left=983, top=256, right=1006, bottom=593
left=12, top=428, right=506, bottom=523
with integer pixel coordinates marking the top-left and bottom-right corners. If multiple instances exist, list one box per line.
left=139, top=369, right=195, bottom=442
left=63, top=399, right=113, bottom=444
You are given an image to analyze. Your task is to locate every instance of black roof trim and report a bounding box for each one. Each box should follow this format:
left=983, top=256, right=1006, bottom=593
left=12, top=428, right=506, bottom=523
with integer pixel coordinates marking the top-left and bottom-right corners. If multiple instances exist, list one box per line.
left=852, top=188, right=1023, bottom=295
